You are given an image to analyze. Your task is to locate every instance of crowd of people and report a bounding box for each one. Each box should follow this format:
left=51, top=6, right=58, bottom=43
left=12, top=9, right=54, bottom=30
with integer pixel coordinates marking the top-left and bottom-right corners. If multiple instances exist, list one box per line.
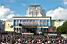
left=0, top=33, right=67, bottom=44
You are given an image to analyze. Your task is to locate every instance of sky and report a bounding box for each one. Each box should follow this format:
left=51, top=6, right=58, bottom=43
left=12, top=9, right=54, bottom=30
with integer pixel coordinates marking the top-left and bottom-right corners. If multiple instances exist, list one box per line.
left=0, top=0, right=67, bottom=20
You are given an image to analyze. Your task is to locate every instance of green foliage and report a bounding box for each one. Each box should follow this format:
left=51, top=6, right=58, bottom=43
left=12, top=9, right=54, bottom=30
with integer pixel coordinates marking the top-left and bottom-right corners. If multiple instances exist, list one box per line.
left=57, top=21, right=67, bottom=34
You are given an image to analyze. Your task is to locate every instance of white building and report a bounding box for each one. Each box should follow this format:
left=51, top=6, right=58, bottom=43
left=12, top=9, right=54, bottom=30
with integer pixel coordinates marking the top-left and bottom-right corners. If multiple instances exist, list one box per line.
left=27, top=5, right=46, bottom=17
left=13, top=5, right=51, bottom=33
left=4, top=20, right=14, bottom=32
left=52, top=20, right=64, bottom=28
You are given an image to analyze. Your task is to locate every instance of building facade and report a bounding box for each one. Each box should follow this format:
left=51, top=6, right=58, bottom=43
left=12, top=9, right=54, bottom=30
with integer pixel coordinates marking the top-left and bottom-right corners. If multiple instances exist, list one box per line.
left=52, top=20, right=64, bottom=28
left=13, top=17, right=51, bottom=33
left=27, top=5, right=46, bottom=17
left=13, top=5, right=51, bottom=33
left=4, top=20, right=14, bottom=32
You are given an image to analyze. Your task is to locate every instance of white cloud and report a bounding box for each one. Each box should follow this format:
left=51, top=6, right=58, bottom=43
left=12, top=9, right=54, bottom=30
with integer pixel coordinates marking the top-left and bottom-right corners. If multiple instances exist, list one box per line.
left=64, top=0, right=67, bottom=4
left=0, top=5, right=15, bottom=21
left=46, top=7, right=67, bottom=20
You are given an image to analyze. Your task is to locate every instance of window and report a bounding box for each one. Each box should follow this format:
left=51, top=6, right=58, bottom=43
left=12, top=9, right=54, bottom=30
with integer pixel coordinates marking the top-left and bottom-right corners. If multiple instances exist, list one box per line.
left=14, top=20, right=16, bottom=26
left=20, top=20, right=21, bottom=22
left=43, top=20, right=47, bottom=26
left=32, top=20, right=35, bottom=22
left=47, top=20, right=51, bottom=26
left=14, top=20, right=16, bottom=22
left=23, top=20, right=26, bottom=22
left=30, top=19, right=32, bottom=22
left=40, top=20, right=48, bottom=26
left=40, top=20, right=43, bottom=26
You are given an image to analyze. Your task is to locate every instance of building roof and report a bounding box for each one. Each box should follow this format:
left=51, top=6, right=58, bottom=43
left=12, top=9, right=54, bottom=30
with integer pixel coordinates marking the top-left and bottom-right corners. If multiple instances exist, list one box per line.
left=13, top=16, right=51, bottom=18
left=51, top=19, right=64, bottom=21
left=29, top=5, right=40, bottom=7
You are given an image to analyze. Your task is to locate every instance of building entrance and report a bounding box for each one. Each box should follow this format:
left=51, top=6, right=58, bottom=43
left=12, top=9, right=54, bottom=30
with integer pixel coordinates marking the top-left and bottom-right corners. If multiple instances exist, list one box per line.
left=22, top=26, right=37, bottom=34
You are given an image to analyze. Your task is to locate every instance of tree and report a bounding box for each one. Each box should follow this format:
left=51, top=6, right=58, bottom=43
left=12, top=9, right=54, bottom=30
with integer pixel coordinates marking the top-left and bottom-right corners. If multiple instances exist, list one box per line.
left=57, top=21, right=67, bottom=34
